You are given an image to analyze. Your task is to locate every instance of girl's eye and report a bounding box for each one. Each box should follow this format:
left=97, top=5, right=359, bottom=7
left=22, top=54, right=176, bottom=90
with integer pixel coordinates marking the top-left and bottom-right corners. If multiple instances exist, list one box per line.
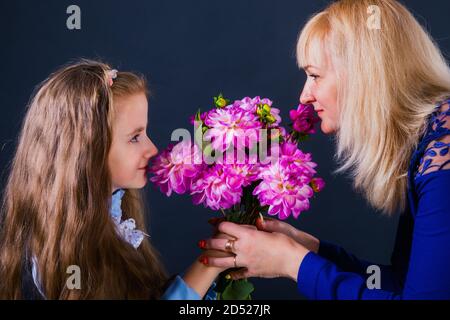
left=309, top=74, right=319, bottom=80
left=130, top=134, right=140, bottom=143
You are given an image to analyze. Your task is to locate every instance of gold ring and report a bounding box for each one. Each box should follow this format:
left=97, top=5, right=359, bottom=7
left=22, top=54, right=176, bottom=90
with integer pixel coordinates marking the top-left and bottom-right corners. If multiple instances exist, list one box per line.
left=225, top=239, right=235, bottom=253
left=233, top=255, right=237, bottom=268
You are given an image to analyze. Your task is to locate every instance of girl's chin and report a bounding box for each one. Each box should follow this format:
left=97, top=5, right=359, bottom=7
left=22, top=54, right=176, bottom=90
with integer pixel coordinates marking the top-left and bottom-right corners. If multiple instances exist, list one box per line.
left=128, top=176, right=148, bottom=190
left=140, top=174, right=149, bottom=186
left=138, top=176, right=148, bottom=187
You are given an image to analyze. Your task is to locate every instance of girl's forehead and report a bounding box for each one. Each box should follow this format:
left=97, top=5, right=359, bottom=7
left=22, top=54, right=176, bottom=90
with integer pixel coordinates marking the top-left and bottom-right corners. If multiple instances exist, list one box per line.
left=113, top=94, right=148, bottom=132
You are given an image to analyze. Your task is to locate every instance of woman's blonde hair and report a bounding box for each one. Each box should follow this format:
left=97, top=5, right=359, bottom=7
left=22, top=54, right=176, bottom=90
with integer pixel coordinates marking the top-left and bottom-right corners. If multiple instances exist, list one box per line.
left=297, top=0, right=450, bottom=214
left=0, top=59, right=167, bottom=299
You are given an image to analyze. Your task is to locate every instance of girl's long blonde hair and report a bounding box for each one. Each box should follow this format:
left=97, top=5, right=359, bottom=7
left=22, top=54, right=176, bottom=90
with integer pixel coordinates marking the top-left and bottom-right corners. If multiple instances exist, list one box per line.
left=0, top=59, right=167, bottom=299
left=297, top=0, right=450, bottom=214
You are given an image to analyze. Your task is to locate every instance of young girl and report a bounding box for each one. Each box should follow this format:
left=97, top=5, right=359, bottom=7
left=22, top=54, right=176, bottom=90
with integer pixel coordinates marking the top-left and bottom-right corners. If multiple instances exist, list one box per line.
left=0, top=59, right=223, bottom=299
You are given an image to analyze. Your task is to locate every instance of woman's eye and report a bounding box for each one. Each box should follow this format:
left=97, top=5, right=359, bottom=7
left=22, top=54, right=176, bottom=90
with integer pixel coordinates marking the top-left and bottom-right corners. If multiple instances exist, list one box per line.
left=309, top=74, right=319, bottom=80
left=130, top=134, right=140, bottom=143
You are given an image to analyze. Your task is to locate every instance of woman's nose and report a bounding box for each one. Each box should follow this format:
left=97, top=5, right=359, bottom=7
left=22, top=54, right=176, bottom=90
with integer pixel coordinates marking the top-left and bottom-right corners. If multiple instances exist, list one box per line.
left=300, top=86, right=315, bottom=105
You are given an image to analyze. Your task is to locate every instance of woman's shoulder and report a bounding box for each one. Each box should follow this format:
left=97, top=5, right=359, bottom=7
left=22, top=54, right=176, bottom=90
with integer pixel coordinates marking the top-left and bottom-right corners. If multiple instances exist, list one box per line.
left=415, top=100, right=450, bottom=178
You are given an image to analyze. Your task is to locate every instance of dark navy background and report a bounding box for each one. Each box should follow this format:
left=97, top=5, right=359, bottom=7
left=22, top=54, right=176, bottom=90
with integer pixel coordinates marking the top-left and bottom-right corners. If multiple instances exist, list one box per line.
left=1, top=0, right=449, bottom=299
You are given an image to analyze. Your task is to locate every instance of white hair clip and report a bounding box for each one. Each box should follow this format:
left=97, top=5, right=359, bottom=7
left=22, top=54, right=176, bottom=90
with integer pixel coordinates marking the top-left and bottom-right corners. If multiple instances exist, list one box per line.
left=107, top=69, right=118, bottom=86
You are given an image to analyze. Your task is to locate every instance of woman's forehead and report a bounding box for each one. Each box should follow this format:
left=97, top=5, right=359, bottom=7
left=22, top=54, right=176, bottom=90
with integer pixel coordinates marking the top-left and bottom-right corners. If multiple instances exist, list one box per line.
left=298, top=36, right=330, bottom=71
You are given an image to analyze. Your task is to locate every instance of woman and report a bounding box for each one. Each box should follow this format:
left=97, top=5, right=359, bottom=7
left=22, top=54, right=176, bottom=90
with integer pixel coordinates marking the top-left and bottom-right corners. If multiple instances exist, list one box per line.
left=201, top=0, right=450, bottom=299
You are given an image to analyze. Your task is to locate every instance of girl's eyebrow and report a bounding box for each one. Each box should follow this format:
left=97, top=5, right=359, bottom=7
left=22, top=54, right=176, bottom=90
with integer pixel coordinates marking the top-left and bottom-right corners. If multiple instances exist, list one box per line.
left=127, top=126, right=145, bottom=136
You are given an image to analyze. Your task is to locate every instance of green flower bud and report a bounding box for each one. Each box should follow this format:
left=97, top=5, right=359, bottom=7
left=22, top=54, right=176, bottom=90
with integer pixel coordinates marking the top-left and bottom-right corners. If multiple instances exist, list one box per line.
left=214, top=94, right=229, bottom=108
left=262, top=104, right=271, bottom=113
left=266, top=114, right=276, bottom=123
left=256, top=108, right=263, bottom=116
left=216, top=97, right=226, bottom=108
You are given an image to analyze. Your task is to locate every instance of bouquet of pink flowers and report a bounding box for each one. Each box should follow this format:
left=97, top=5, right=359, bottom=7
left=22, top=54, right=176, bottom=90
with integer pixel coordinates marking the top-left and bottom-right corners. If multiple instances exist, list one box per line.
left=149, top=94, right=324, bottom=299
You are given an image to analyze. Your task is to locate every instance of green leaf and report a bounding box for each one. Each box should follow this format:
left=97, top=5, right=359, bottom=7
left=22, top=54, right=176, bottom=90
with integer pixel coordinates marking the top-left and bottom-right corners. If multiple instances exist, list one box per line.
left=226, top=210, right=242, bottom=223
left=297, top=133, right=309, bottom=143
left=221, top=279, right=254, bottom=300
left=195, top=109, right=202, bottom=122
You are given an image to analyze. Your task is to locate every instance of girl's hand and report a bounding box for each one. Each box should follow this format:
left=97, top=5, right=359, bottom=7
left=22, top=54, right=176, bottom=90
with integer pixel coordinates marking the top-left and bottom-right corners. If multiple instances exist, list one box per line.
left=199, top=232, right=236, bottom=272
left=182, top=234, right=235, bottom=298
left=201, top=221, right=310, bottom=281
left=182, top=239, right=234, bottom=298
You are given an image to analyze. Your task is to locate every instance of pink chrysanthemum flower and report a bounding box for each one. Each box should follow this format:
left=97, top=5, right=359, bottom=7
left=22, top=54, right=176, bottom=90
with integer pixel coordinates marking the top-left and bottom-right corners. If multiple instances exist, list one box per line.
left=278, top=142, right=317, bottom=180
left=190, top=165, right=245, bottom=210
left=149, top=141, right=205, bottom=196
left=228, top=96, right=281, bottom=127
left=253, top=142, right=318, bottom=219
left=222, top=163, right=260, bottom=188
left=204, top=107, right=262, bottom=152
left=229, top=96, right=262, bottom=111
left=253, top=162, right=314, bottom=220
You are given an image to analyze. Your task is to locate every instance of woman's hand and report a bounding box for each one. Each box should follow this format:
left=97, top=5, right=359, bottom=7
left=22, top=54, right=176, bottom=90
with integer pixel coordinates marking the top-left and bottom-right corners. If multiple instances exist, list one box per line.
left=200, top=221, right=310, bottom=281
left=255, top=216, right=320, bottom=254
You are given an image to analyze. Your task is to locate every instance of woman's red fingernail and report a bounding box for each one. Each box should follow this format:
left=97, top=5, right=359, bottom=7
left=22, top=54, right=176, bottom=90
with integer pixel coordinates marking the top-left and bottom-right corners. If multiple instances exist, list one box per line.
left=198, top=240, right=206, bottom=249
left=199, top=256, right=208, bottom=265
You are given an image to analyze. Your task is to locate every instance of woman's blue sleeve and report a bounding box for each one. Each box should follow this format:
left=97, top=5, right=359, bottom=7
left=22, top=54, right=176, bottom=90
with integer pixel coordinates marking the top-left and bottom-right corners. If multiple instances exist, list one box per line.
left=318, top=240, right=374, bottom=274
left=296, top=170, right=450, bottom=300
left=317, top=241, right=400, bottom=291
left=161, top=275, right=217, bottom=300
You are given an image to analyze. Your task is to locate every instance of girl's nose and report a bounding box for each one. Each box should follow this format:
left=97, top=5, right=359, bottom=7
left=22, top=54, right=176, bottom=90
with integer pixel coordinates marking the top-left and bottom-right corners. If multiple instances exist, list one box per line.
left=146, top=138, right=158, bottom=159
